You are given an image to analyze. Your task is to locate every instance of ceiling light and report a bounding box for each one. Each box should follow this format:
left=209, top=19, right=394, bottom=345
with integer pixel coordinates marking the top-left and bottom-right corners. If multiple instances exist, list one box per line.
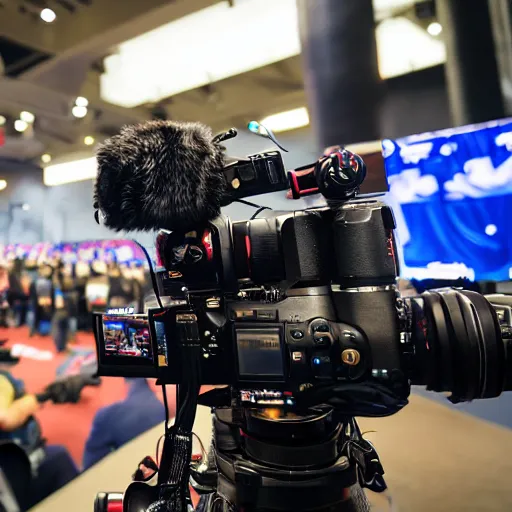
left=21, top=203, right=31, bottom=211
left=75, top=96, right=89, bottom=108
left=0, top=179, right=7, bottom=191
left=259, top=107, right=310, bottom=133
left=72, top=105, right=88, bottom=119
left=100, top=0, right=301, bottom=107
left=14, top=119, right=28, bottom=132
left=40, top=8, right=56, bottom=23
left=84, top=135, right=95, bottom=146
left=0, top=115, right=6, bottom=127
left=41, top=153, right=52, bottom=164
left=44, top=157, right=98, bottom=186
left=427, top=22, right=443, bottom=37
left=377, top=17, right=446, bottom=79
left=20, top=111, right=35, bottom=124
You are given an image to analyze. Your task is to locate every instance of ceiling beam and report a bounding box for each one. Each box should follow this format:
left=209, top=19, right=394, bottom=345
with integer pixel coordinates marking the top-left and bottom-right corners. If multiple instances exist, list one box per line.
left=21, top=0, right=222, bottom=80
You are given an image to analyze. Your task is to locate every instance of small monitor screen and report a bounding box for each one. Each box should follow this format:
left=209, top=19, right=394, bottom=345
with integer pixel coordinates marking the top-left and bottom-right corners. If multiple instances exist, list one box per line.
left=102, top=315, right=153, bottom=361
left=236, top=328, right=284, bottom=380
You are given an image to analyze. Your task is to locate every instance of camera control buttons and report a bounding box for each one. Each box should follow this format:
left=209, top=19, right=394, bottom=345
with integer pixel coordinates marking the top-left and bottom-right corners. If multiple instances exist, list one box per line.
left=311, top=320, right=330, bottom=333
left=292, top=351, right=305, bottom=363
left=312, top=356, right=330, bottom=365
left=290, top=329, right=305, bottom=340
left=313, top=332, right=333, bottom=347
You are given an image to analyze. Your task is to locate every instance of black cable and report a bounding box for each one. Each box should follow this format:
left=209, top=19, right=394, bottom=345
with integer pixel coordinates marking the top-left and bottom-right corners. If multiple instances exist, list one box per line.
left=162, top=383, right=170, bottom=433
left=250, top=206, right=272, bottom=220
left=235, top=198, right=271, bottom=210
left=132, top=239, right=163, bottom=309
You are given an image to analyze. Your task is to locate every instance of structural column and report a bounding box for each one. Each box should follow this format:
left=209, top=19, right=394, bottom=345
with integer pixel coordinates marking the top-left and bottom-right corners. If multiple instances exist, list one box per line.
left=297, top=0, right=382, bottom=147
left=436, top=0, right=505, bottom=126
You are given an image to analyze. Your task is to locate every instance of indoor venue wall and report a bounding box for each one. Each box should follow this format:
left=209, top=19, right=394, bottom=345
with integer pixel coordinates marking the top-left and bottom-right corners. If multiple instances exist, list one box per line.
left=382, top=66, right=451, bottom=138
left=0, top=162, right=45, bottom=245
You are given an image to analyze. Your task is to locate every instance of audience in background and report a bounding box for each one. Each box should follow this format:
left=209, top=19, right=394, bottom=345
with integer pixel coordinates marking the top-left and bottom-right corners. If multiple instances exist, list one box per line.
left=0, top=254, right=150, bottom=338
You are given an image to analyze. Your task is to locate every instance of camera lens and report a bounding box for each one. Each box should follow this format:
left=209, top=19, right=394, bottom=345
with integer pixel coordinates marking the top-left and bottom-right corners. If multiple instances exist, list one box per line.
left=406, top=289, right=507, bottom=402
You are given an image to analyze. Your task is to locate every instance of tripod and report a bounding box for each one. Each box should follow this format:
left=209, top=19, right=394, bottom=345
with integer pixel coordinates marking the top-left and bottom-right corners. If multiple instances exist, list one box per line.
left=193, top=406, right=383, bottom=512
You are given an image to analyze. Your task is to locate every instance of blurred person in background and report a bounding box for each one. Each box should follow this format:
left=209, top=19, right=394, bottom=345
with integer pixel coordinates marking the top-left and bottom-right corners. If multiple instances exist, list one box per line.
left=82, top=378, right=170, bottom=470
left=6, top=258, right=30, bottom=327
left=131, top=261, right=151, bottom=308
left=75, top=260, right=92, bottom=330
left=52, top=260, right=79, bottom=353
left=0, top=264, right=9, bottom=328
left=107, top=260, right=141, bottom=311
left=85, top=259, right=110, bottom=313
left=28, top=262, right=55, bottom=336
left=0, top=349, right=99, bottom=509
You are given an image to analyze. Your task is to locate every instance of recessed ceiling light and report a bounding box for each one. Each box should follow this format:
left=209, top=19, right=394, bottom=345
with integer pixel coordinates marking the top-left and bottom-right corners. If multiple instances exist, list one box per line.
left=21, top=203, right=31, bottom=211
left=20, top=111, right=35, bottom=124
left=14, top=119, right=28, bottom=132
left=84, top=135, right=95, bottom=146
left=72, top=105, right=88, bottom=119
left=0, top=179, right=7, bottom=191
left=0, top=115, right=6, bottom=126
left=259, top=107, right=310, bottom=133
left=41, top=153, right=52, bottom=164
left=40, top=8, right=56, bottom=23
left=44, top=157, right=98, bottom=186
left=75, top=96, right=89, bottom=108
left=427, top=22, right=443, bottom=37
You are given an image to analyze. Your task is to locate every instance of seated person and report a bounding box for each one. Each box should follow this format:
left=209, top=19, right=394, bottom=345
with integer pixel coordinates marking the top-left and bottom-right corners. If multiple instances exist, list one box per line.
left=83, top=378, right=172, bottom=470
left=0, top=351, right=99, bottom=510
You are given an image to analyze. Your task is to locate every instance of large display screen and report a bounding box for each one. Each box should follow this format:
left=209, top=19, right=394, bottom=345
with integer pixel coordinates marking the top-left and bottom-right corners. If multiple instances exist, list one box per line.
left=384, top=118, right=512, bottom=282
left=102, top=315, right=153, bottom=361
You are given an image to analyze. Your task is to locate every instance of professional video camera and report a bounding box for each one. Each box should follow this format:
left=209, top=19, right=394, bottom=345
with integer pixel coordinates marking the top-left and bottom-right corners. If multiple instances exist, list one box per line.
left=91, top=120, right=512, bottom=512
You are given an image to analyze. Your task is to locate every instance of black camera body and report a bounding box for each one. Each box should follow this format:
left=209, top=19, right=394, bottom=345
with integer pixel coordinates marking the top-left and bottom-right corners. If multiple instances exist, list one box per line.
left=94, top=199, right=416, bottom=408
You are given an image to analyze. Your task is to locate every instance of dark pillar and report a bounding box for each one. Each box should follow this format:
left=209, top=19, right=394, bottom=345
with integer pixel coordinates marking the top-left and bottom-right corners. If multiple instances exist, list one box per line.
left=488, top=0, right=512, bottom=114
left=436, top=0, right=505, bottom=126
left=297, top=0, right=382, bottom=147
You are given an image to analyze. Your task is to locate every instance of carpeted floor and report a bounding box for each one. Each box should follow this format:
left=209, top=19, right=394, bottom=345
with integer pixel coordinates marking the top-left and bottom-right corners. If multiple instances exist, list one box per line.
left=1, top=326, right=126, bottom=467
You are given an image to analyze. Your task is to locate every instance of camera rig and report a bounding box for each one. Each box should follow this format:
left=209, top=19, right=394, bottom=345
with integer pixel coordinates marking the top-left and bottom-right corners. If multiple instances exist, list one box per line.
left=92, top=134, right=512, bottom=512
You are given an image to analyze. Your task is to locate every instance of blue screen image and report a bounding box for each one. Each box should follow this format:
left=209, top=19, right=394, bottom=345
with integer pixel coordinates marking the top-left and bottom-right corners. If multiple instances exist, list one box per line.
left=383, top=118, right=512, bottom=281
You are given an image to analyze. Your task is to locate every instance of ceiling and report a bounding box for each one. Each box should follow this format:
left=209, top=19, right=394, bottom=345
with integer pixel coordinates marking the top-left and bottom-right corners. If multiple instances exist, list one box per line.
left=0, top=0, right=438, bottom=165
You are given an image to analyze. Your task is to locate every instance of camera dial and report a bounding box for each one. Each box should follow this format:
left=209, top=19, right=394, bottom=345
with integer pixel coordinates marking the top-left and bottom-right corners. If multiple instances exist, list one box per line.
left=315, top=148, right=367, bottom=200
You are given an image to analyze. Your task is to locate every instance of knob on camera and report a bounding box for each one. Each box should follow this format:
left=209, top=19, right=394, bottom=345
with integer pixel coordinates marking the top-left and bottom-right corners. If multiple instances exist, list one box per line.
left=287, top=148, right=366, bottom=200
left=315, top=148, right=366, bottom=200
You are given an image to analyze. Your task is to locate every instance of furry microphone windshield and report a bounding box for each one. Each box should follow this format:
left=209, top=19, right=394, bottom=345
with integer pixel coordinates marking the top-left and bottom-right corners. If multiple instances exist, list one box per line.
left=94, top=121, right=227, bottom=233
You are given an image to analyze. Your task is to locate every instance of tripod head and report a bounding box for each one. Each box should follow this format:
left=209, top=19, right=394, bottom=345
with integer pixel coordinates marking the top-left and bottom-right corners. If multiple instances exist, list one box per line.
left=199, top=405, right=377, bottom=512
